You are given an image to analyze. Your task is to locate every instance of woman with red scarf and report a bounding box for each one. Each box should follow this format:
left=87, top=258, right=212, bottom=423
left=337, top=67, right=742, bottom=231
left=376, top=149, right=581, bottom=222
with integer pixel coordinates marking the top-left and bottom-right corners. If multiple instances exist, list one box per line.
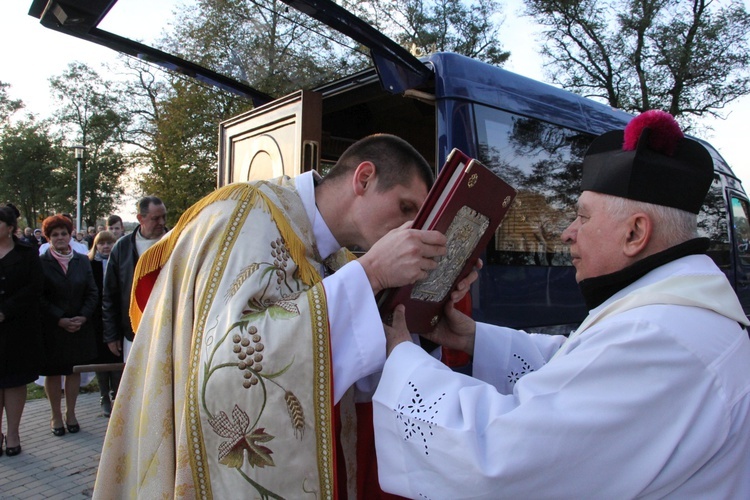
left=39, top=215, right=98, bottom=436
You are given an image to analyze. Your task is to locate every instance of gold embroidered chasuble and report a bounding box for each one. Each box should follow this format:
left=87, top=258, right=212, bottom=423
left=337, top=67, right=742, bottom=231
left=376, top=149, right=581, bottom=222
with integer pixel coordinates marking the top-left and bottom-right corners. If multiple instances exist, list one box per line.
left=94, top=176, right=353, bottom=499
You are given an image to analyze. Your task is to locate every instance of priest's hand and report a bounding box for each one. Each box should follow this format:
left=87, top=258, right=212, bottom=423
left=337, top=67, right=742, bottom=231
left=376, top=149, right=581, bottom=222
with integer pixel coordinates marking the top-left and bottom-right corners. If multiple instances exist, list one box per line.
left=384, top=304, right=413, bottom=356
left=420, top=301, right=477, bottom=355
left=448, top=258, right=483, bottom=304
left=359, top=221, right=447, bottom=295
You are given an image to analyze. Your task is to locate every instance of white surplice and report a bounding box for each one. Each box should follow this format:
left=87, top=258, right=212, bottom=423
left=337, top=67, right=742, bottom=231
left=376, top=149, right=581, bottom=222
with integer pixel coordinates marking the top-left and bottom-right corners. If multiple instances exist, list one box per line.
left=372, top=254, right=750, bottom=499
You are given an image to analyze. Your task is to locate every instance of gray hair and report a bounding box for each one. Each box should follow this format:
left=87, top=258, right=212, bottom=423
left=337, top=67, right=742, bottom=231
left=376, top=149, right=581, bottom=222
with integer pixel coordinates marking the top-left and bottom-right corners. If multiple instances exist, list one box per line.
left=601, top=194, right=697, bottom=246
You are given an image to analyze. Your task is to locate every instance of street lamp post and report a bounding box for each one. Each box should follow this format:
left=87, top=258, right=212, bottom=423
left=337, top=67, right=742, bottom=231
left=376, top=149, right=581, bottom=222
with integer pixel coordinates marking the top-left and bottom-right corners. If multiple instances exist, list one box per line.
left=73, top=145, right=86, bottom=234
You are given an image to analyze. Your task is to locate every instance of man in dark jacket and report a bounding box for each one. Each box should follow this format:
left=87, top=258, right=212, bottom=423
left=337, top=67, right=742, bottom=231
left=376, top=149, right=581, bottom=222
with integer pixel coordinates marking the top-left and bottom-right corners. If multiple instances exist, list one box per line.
left=103, top=196, right=167, bottom=361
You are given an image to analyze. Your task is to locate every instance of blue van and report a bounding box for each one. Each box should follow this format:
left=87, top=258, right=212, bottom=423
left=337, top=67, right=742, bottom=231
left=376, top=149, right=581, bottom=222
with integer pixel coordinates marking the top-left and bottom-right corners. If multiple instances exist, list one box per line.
left=310, top=50, right=750, bottom=332
left=29, top=0, right=750, bottom=332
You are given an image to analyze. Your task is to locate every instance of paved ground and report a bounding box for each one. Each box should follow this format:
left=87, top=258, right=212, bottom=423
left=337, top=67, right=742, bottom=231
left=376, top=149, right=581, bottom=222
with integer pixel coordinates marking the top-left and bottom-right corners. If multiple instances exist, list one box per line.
left=0, top=392, right=108, bottom=499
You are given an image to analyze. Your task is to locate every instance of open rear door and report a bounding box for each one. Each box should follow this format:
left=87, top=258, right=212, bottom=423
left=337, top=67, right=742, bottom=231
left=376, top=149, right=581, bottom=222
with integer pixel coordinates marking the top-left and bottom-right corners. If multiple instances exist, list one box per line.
left=218, top=90, right=322, bottom=186
left=29, top=0, right=431, bottom=100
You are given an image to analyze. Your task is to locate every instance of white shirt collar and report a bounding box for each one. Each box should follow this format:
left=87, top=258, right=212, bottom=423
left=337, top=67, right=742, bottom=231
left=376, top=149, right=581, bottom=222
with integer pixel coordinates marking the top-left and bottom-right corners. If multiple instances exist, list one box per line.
left=295, top=171, right=341, bottom=260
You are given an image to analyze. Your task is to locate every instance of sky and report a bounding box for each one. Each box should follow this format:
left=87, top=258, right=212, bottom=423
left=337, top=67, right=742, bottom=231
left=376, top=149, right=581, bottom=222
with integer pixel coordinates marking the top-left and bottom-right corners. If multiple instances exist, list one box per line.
left=2, top=0, right=750, bottom=208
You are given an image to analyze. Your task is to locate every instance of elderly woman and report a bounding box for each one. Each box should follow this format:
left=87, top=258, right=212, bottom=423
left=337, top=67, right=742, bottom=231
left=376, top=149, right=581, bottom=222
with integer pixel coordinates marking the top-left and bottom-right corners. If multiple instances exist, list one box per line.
left=39, top=215, right=98, bottom=436
left=0, top=205, right=44, bottom=457
left=88, top=230, right=122, bottom=417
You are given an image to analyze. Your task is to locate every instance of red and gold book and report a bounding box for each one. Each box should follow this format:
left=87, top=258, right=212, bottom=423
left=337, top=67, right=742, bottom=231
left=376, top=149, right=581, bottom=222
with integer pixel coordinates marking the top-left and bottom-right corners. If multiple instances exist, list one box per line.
left=378, top=148, right=517, bottom=332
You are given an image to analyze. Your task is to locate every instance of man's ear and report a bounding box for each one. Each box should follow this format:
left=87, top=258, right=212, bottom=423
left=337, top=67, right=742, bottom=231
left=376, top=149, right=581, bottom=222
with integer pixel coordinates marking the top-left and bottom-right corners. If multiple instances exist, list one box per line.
left=623, top=213, right=652, bottom=257
left=352, top=161, right=376, bottom=196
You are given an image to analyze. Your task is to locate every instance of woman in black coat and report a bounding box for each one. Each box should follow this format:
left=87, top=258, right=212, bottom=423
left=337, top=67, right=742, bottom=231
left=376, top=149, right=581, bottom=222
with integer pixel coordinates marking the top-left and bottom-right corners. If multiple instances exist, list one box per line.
left=88, top=230, right=122, bottom=417
left=39, top=215, right=98, bottom=436
left=0, top=206, right=43, bottom=457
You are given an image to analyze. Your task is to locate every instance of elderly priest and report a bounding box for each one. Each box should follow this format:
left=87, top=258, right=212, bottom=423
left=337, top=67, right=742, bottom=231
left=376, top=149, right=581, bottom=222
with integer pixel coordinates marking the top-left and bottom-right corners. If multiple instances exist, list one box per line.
left=375, top=110, right=750, bottom=499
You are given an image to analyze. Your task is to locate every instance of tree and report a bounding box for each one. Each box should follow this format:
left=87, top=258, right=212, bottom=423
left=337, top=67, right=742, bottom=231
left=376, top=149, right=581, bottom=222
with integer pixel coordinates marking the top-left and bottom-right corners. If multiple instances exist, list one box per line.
left=353, top=0, right=510, bottom=65
left=0, top=81, right=23, bottom=127
left=524, top=0, right=750, bottom=124
left=49, top=62, right=129, bottom=227
left=109, top=56, right=251, bottom=224
left=0, top=119, right=59, bottom=227
left=139, top=78, right=244, bottom=224
left=164, top=0, right=509, bottom=97
left=164, top=0, right=368, bottom=97
left=114, top=0, right=372, bottom=222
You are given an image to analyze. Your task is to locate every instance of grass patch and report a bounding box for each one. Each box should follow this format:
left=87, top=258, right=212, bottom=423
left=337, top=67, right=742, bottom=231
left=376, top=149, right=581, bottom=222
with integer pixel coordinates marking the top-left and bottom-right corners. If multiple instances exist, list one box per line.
left=26, top=383, right=46, bottom=400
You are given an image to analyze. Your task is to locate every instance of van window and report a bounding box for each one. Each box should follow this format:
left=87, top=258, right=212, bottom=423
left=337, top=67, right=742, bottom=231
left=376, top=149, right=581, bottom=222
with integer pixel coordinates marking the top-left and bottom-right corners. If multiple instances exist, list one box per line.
left=476, top=105, right=732, bottom=271
left=474, top=105, right=593, bottom=266
left=698, top=179, right=730, bottom=268
left=730, top=196, right=750, bottom=266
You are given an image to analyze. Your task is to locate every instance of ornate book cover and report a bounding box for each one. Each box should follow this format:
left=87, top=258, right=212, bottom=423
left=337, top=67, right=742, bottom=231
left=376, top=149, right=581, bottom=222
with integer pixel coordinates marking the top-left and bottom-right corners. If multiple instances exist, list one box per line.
left=378, top=148, right=517, bottom=332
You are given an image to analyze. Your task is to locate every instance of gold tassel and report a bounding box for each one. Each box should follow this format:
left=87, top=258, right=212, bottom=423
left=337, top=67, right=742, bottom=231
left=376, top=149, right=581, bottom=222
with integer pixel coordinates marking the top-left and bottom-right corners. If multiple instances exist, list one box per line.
left=129, top=182, right=321, bottom=332
left=129, top=183, right=258, bottom=331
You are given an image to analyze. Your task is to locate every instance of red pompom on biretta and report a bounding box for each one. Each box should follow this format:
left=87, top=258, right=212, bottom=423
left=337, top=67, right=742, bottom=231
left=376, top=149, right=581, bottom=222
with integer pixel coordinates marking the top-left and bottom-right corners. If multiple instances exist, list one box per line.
left=622, top=109, right=683, bottom=155
left=582, top=109, right=713, bottom=214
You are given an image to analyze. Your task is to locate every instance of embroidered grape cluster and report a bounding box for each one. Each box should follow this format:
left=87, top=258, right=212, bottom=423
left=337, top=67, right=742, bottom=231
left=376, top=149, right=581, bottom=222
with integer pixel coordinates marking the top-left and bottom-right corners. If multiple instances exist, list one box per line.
left=270, top=238, right=290, bottom=284
left=232, top=326, right=266, bottom=389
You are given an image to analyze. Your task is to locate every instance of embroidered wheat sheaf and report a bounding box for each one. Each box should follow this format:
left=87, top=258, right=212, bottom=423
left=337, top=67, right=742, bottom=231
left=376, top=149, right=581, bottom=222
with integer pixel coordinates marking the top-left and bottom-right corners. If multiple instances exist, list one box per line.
left=276, top=300, right=300, bottom=315
left=225, top=263, right=261, bottom=300
left=285, top=391, right=305, bottom=439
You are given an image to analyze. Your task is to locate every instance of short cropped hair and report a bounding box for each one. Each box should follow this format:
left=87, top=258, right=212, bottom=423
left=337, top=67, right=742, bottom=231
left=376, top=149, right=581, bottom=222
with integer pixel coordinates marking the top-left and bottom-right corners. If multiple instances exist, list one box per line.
left=107, top=214, right=123, bottom=227
left=322, top=134, right=434, bottom=191
left=42, top=214, right=73, bottom=239
left=138, top=196, right=164, bottom=216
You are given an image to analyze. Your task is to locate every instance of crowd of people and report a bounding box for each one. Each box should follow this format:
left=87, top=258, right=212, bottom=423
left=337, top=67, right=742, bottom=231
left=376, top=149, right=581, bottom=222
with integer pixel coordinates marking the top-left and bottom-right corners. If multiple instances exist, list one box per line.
left=0, top=200, right=163, bottom=457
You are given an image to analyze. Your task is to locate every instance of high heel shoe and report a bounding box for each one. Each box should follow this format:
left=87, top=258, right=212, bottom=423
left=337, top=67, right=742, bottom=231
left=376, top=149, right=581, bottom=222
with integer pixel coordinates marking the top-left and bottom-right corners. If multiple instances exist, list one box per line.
left=5, top=443, right=21, bottom=456
left=51, top=419, right=65, bottom=436
left=3, top=434, right=22, bottom=456
left=65, top=420, right=80, bottom=434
